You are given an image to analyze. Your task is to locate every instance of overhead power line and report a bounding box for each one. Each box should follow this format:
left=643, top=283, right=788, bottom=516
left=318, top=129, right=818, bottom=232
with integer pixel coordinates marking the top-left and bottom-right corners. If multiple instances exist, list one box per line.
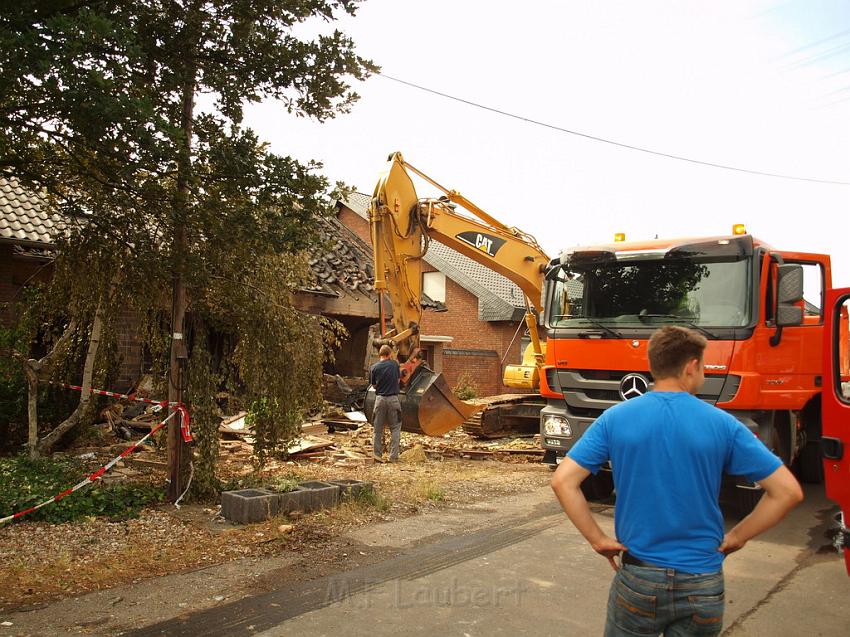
left=378, top=72, right=850, bottom=186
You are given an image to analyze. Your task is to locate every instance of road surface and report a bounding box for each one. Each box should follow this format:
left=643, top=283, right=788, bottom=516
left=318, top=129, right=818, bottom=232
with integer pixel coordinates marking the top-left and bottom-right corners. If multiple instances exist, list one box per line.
left=120, top=483, right=849, bottom=637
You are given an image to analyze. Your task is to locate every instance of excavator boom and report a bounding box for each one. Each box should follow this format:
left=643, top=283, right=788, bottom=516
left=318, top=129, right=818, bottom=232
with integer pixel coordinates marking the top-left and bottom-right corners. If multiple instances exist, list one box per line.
left=366, top=152, right=550, bottom=436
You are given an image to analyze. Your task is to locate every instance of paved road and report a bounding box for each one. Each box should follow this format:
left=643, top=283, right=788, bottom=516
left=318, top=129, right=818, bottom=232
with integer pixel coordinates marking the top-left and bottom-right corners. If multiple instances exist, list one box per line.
left=127, top=483, right=850, bottom=637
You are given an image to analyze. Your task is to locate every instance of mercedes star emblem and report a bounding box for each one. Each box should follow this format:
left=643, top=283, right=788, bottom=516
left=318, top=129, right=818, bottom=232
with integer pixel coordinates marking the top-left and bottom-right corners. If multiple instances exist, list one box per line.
left=619, top=373, right=650, bottom=400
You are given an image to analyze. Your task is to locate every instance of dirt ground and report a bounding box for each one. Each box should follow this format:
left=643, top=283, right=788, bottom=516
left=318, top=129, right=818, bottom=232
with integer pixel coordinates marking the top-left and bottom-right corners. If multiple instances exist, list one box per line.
left=0, top=423, right=551, bottom=613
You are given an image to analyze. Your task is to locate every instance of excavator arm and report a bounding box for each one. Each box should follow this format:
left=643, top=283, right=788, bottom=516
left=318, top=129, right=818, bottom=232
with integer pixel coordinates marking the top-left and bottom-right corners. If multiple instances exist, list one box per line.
left=367, top=152, right=550, bottom=435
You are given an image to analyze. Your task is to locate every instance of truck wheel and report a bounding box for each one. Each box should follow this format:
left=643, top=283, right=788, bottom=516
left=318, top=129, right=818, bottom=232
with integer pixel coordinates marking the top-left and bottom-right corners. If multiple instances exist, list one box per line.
left=797, top=441, right=824, bottom=484
left=773, top=411, right=793, bottom=466
left=795, top=400, right=823, bottom=484
left=581, top=472, right=614, bottom=501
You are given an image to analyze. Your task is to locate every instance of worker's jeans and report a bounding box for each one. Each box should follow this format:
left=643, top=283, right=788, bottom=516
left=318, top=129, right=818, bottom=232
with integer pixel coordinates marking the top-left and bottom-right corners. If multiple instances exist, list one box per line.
left=604, top=562, right=724, bottom=636
left=372, top=394, right=401, bottom=460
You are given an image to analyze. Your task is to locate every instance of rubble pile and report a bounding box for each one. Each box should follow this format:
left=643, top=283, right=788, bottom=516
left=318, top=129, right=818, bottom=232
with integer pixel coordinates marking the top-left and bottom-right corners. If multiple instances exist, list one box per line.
left=302, top=216, right=376, bottom=297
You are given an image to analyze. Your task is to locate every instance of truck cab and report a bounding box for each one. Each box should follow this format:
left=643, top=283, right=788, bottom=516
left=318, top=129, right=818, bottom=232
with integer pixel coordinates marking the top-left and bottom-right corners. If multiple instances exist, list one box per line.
left=539, top=230, right=831, bottom=509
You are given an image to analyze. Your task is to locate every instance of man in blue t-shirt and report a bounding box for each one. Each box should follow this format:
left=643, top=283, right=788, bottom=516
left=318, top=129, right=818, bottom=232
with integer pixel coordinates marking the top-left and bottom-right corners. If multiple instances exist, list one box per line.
left=551, top=326, right=803, bottom=636
left=369, top=344, right=402, bottom=462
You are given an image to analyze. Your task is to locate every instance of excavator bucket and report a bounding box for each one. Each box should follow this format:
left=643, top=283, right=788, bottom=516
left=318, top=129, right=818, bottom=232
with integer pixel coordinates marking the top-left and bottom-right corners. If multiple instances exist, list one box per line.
left=365, top=366, right=483, bottom=436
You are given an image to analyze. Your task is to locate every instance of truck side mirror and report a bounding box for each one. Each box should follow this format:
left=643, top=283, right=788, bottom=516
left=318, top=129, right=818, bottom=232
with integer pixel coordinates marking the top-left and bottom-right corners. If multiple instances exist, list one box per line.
left=776, top=264, right=804, bottom=327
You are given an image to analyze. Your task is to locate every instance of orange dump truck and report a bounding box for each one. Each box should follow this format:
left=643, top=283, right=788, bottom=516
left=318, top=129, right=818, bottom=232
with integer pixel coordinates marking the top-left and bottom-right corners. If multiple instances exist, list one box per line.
left=539, top=230, right=847, bottom=519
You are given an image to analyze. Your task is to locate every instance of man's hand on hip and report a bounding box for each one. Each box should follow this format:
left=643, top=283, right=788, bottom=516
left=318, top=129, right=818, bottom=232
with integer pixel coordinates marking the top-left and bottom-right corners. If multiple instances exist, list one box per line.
left=717, top=530, right=746, bottom=556
left=592, top=536, right=628, bottom=571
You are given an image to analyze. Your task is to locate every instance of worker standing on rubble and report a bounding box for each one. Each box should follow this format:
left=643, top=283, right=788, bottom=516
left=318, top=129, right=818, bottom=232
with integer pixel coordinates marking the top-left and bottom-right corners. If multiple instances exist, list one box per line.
left=369, top=344, right=402, bottom=462
left=551, top=326, right=803, bottom=636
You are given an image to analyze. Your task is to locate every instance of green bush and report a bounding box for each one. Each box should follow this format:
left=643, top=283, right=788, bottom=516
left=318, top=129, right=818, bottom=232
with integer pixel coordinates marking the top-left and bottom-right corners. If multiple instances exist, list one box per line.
left=0, top=455, right=163, bottom=524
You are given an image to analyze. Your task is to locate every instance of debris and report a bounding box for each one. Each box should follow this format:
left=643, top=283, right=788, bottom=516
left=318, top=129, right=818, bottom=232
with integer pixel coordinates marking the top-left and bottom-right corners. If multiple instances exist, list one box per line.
left=219, top=412, right=250, bottom=439
left=277, top=524, right=294, bottom=534
left=285, top=436, right=335, bottom=457
left=322, top=419, right=362, bottom=433
left=400, top=445, right=427, bottom=464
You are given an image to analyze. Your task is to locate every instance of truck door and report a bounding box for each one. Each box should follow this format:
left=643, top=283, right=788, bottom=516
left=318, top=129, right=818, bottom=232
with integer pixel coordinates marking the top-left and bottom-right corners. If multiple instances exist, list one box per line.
left=823, top=287, right=850, bottom=575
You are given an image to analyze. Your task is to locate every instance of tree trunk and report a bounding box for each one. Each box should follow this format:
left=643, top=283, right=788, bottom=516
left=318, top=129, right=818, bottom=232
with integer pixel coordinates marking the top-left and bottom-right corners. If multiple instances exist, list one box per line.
left=11, top=319, right=77, bottom=458
left=23, top=361, right=39, bottom=459
left=36, top=294, right=108, bottom=454
left=166, top=54, right=196, bottom=501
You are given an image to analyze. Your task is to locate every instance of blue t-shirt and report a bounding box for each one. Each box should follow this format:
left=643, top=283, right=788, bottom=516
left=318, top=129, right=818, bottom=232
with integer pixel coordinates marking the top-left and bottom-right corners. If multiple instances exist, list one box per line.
left=567, top=391, right=781, bottom=573
left=370, top=358, right=400, bottom=396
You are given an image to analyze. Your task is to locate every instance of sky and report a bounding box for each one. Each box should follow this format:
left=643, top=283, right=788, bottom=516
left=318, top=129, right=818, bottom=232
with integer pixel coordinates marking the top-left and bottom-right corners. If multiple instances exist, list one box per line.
left=244, top=0, right=850, bottom=285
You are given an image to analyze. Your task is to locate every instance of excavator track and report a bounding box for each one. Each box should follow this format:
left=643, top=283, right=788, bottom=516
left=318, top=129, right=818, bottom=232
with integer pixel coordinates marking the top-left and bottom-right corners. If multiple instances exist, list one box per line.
left=463, top=394, right=546, bottom=439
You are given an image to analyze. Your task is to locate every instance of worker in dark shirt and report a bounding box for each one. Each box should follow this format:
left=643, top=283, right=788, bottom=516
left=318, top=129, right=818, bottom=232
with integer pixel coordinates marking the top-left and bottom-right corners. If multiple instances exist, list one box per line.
left=369, top=344, right=402, bottom=462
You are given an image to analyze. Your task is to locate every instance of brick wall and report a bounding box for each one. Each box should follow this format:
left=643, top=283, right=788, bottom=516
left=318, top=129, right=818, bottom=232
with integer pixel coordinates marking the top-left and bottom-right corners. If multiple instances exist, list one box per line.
left=419, top=276, right=525, bottom=398
left=337, top=207, right=371, bottom=246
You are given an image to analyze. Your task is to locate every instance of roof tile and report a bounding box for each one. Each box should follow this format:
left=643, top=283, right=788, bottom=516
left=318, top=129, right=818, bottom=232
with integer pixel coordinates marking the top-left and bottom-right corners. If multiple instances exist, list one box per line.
left=0, top=177, right=62, bottom=246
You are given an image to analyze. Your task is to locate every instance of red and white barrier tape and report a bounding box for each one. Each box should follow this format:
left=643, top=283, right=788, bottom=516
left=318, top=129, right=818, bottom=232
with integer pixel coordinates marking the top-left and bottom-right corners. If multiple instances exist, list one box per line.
left=47, top=381, right=180, bottom=407
left=0, top=410, right=184, bottom=525
left=46, top=382, right=192, bottom=442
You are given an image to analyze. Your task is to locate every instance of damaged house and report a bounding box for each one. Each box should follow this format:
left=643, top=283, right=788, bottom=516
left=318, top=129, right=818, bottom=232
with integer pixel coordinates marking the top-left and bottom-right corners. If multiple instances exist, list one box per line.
left=1, top=178, right=380, bottom=392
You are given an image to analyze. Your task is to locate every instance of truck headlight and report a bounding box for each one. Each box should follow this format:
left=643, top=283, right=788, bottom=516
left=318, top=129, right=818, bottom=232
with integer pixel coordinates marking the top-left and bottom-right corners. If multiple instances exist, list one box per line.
left=542, top=415, right=572, bottom=437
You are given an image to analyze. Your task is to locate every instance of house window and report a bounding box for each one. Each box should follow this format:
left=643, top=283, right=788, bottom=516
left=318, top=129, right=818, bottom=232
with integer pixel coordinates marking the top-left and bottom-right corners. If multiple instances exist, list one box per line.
left=423, top=271, right=446, bottom=303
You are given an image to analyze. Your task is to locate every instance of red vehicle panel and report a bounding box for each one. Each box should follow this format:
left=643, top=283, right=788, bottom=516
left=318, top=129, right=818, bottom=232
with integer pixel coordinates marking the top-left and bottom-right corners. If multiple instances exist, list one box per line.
left=823, top=287, right=850, bottom=575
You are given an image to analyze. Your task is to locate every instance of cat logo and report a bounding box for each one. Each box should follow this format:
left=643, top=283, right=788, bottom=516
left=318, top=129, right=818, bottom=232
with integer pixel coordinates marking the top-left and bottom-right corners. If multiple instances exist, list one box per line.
left=455, top=231, right=507, bottom=258
left=475, top=234, right=494, bottom=254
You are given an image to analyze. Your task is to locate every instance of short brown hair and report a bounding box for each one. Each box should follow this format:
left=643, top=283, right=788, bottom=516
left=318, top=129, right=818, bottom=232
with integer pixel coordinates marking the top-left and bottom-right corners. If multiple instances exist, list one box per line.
left=648, top=326, right=707, bottom=379
left=378, top=344, right=393, bottom=357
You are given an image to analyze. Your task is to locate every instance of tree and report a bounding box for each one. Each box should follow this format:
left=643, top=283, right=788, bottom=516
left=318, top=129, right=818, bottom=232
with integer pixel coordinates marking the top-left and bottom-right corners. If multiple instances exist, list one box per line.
left=0, top=1, right=376, bottom=496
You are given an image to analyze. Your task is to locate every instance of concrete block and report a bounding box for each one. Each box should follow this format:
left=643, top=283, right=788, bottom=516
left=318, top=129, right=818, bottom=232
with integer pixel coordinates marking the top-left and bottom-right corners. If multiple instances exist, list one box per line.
left=298, top=480, right=341, bottom=511
left=221, top=488, right=279, bottom=524
left=329, top=479, right=374, bottom=500
left=276, top=486, right=311, bottom=514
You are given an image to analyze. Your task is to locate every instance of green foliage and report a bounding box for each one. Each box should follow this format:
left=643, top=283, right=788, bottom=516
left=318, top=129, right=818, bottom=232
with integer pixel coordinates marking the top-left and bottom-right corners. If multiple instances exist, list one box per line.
left=353, top=486, right=388, bottom=511
left=417, top=480, right=446, bottom=502
left=0, top=321, right=85, bottom=451
left=0, top=455, right=163, bottom=524
left=220, top=472, right=266, bottom=493
left=268, top=476, right=300, bottom=493
left=0, top=2, right=376, bottom=460
left=452, top=372, right=479, bottom=401
left=0, top=323, right=28, bottom=445
left=184, top=329, right=221, bottom=500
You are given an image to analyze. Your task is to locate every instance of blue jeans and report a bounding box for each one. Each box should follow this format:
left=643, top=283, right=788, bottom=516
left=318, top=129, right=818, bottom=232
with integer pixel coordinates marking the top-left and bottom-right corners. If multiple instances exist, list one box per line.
left=604, top=563, right=724, bottom=636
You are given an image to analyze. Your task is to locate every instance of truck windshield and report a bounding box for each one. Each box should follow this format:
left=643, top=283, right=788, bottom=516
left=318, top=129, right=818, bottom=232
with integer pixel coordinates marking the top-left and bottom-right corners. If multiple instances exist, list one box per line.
left=549, top=256, right=751, bottom=328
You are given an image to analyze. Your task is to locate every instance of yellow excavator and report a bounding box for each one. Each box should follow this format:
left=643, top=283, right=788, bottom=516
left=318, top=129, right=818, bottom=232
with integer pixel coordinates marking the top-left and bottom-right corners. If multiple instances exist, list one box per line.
left=364, top=152, right=551, bottom=436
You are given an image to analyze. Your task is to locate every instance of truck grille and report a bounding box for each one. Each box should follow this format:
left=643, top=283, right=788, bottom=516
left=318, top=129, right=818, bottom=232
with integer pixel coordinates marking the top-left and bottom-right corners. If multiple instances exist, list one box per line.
left=545, top=368, right=740, bottom=416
